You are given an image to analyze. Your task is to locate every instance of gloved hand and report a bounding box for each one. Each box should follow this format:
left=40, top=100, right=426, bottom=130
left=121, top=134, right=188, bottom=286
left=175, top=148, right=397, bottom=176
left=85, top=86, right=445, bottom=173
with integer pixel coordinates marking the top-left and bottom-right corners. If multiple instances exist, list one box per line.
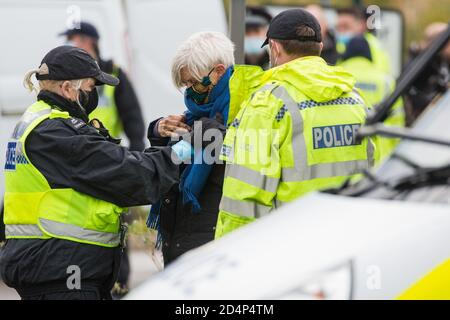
left=156, top=114, right=191, bottom=138
left=184, top=113, right=226, bottom=149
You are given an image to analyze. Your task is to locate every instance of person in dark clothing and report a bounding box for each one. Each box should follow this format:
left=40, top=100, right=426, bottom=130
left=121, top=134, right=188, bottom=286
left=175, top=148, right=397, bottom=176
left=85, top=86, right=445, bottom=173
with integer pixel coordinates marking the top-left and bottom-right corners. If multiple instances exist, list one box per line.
left=321, top=30, right=339, bottom=65
left=403, top=22, right=450, bottom=125
left=60, top=21, right=145, bottom=151
left=147, top=32, right=263, bottom=265
left=305, top=4, right=338, bottom=65
left=147, top=121, right=225, bottom=264
left=0, top=46, right=222, bottom=300
left=60, top=22, right=146, bottom=296
left=244, top=6, right=272, bottom=69
left=0, top=203, right=4, bottom=244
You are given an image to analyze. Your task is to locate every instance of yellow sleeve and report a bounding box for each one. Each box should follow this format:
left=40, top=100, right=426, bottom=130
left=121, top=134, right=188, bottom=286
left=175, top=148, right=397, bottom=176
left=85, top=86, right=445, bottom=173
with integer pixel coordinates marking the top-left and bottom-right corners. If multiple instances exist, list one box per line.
left=221, top=91, right=285, bottom=208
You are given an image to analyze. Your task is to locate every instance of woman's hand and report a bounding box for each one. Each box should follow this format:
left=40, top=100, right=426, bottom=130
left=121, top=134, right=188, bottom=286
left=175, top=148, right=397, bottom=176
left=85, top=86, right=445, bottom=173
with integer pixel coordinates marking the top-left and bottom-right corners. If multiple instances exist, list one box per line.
left=157, top=115, right=191, bottom=137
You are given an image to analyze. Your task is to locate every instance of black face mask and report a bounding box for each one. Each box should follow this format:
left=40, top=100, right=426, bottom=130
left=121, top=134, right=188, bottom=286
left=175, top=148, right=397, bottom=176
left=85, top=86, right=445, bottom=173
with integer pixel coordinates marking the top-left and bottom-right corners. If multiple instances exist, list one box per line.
left=77, top=87, right=99, bottom=115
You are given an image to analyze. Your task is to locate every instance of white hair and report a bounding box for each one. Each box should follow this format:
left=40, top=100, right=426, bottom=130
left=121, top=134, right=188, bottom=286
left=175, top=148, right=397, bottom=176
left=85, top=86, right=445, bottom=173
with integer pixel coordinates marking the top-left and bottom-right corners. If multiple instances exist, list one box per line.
left=171, top=31, right=235, bottom=89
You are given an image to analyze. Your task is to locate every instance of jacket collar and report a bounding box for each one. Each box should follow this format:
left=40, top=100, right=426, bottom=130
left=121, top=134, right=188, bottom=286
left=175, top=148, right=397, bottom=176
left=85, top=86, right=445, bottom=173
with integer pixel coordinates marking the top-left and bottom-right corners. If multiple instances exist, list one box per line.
left=37, top=90, right=89, bottom=122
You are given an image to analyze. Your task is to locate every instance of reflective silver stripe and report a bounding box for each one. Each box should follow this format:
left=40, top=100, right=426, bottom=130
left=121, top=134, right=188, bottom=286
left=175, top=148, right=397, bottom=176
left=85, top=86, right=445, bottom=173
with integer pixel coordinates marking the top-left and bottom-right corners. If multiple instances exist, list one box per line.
left=226, top=163, right=279, bottom=193
left=5, top=224, right=44, bottom=237
left=12, top=108, right=51, bottom=139
left=274, top=199, right=286, bottom=209
left=281, top=160, right=369, bottom=182
left=270, top=86, right=371, bottom=182
left=271, top=86, right=308, bottom=180
left=220, top=196, right=272, bottom=218
left=39, top=218, right=120, bottom=246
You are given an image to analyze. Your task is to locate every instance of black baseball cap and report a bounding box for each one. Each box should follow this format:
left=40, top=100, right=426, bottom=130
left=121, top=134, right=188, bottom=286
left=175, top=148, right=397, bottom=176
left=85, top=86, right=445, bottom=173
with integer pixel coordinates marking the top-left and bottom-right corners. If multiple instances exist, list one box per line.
left=59, top=21, right=100, bottom=40
left=261, top=8, right=322, bottom=47
left=35, top=46, right=119, bottom=86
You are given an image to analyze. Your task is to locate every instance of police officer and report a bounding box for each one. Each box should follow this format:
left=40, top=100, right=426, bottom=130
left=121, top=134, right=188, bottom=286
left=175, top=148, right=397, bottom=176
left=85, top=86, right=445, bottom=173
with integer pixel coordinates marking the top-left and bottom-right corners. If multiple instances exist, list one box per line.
left=0, top=46, right=214, bottom=299
left=340, top=36, right=405, bottom=161
left=60, top=21, right=145, bottom=151
left=60, top=22, right=147, bottom=296
left=336, top=7, right=391, bottom=75
left=216, top=9, right=376, bottom=238
left=305, top=4, right=339, bottom=65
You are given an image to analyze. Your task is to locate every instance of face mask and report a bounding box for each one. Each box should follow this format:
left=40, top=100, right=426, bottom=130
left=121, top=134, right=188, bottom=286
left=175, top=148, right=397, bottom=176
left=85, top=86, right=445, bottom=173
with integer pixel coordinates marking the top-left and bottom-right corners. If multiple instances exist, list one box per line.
left=65, top=40, right=76, bottom=47
left=245, top=36, right=265, bottom=55
left=269, top=41, right=279, bottom=68
left=76, top=87, right=99, bottom=115
left=185, top=68, right=214, bottom=105
left=336, top=32, right=356, bottom=46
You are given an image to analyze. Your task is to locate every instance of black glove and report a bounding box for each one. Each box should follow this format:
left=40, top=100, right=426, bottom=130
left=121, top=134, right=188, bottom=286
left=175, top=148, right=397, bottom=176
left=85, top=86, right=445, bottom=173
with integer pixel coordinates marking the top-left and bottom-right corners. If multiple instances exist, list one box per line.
left=184, top=113, right=226, bottom=149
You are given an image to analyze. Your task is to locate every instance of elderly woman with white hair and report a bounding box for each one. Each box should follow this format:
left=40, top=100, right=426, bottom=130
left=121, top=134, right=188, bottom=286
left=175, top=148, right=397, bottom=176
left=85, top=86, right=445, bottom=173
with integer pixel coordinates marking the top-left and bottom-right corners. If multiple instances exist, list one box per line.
left=147, top=31, right=265, bottom=265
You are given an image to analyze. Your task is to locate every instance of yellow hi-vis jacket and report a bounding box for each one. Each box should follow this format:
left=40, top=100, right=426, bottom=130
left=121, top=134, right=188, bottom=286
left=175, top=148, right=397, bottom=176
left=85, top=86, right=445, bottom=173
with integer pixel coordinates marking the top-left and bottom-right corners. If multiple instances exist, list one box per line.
left=4, top=100, right=126, bottom=247
left=89, top=65, right=122, bottom=137
left=216, top=56, right=377, bottom=238
left=364, top=33, right=391, bottom=75
left=226, top=64, right=267, bottom=126
left=337, top=33, right=391, bottom=75
left=340, top=56, right=406, bottom=162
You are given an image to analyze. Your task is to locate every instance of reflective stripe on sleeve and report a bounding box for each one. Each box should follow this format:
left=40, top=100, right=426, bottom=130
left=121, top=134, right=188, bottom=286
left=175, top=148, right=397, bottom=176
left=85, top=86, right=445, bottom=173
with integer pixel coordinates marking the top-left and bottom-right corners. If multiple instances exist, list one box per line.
left=219, top=196, right=272, bottom=218
left=226, top=163, right=279, bottom=193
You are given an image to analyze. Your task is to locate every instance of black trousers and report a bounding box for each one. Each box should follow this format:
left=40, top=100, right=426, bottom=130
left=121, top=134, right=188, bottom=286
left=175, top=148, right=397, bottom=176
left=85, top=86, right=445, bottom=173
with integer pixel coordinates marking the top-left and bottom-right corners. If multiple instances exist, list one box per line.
left=0, top=203, right=5, bottom=243
left=16, top=245, right=123, bottom=300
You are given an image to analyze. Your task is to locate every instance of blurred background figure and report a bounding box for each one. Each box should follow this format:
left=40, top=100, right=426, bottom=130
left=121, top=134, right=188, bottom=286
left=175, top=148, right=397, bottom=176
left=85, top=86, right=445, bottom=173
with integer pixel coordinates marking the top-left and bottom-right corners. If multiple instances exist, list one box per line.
left=336, top=7, right=391, bottom=74
left=305, top=4, right=338, bottom=65
left=404, top=22, right=450, bottom=124
left=244, top=6, right=272, bottom=69
left=60, top=21, right=145, bottom=151
left=340, top=36, right=405, bottom=162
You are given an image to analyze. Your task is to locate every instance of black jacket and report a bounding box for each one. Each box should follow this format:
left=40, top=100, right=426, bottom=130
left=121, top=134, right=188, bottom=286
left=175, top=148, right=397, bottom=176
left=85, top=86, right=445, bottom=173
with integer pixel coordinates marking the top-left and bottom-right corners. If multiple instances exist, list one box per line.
left=0, top=91, right=179, bottom=296
left=148, top=119, right=224, bottom=265
left=321, top=30, right=339, bottom=66
left=99, top=59, right=145, bottom=151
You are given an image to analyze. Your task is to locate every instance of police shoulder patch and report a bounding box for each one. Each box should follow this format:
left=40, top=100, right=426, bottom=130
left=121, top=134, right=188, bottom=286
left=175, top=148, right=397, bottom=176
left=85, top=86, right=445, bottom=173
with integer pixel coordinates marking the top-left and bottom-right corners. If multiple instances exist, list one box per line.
left=64, top=118, right=87, bottom=131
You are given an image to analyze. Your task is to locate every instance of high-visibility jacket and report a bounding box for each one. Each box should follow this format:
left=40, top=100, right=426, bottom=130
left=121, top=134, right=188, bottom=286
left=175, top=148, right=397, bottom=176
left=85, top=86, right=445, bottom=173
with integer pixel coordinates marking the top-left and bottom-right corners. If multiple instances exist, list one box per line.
left=3, top=100, right=126, bottom=247
left=337, top=33, right=391, bottom=75
left=89, top=65, right=122, bottom=137
left=340, top=57, right=405, bottom=161
left=216, top=56, right=376, bottom=238
left=227, top=64, right=267, bottom=125
left=364, top=33, right=391, bottom=75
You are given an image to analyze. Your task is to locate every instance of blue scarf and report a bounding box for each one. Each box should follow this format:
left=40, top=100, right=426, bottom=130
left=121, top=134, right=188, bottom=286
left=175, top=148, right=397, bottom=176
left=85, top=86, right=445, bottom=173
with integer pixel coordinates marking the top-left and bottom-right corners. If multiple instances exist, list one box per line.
left=147, top=66, right=232, bottom=248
